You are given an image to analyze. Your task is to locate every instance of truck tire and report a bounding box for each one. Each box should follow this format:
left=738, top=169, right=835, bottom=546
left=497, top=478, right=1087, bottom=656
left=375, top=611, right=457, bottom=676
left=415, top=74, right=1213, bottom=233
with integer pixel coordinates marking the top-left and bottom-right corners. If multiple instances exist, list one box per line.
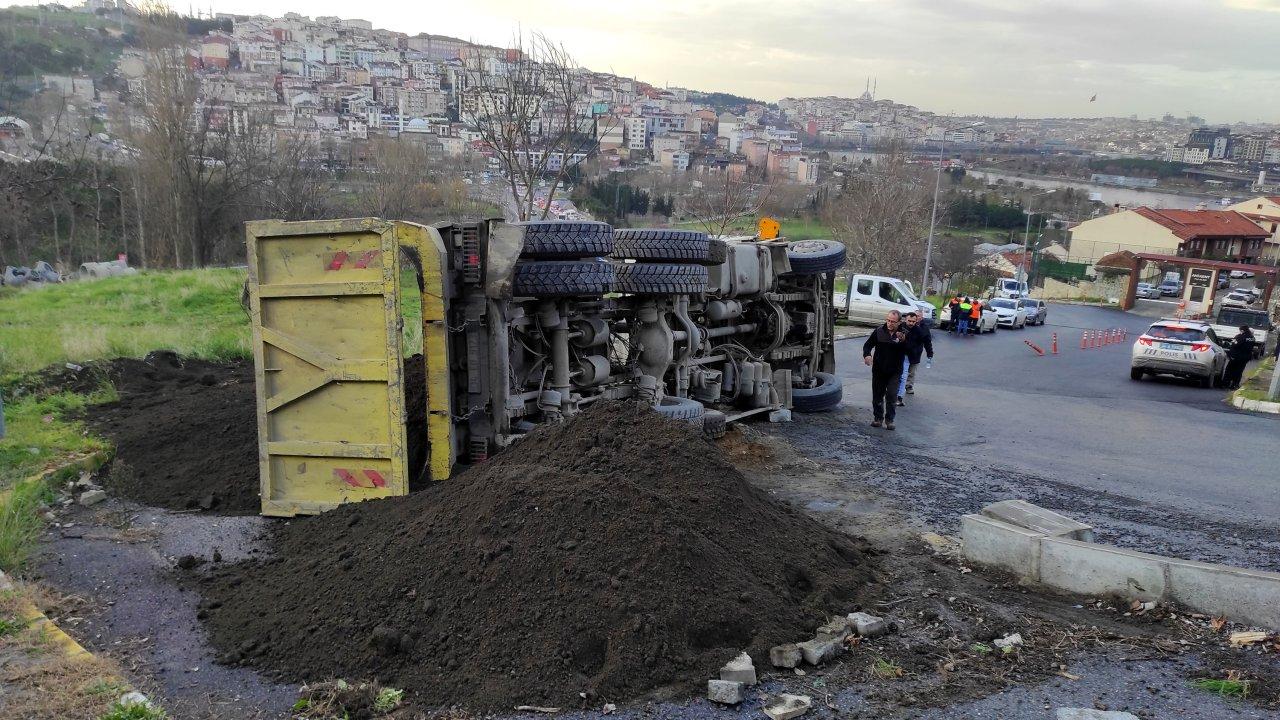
left=612, top=229, right=710, bottom=262
left=613, top=262, right=708, bottom=294
left=518, top=221, right=614, bottom=259
left=792, top=372, right=842, bottom=412
left=654, top=395, right=704, bottom=423
left=704, top=238, right=728, bottom=265
left=785, top=240, right=846, bottom=274
left=512, top=260, right=614, bottom=297
left=701, top=409, right=727, bottom=439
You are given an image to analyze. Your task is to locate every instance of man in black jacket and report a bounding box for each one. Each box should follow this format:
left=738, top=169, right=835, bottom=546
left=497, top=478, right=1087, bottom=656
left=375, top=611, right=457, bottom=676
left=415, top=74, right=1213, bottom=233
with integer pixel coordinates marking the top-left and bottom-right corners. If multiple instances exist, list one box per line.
left=899, top=311, right=935, bottom=402
left=1223, top=326, right=1255, bottom=389
left=862, top=310, right=908, bottom=429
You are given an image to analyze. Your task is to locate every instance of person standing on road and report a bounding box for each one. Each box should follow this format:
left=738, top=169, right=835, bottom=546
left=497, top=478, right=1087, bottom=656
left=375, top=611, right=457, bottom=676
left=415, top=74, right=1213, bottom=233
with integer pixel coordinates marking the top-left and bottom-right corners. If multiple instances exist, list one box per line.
left=898, top=312, right=934, bottom=404
left=969, top=297, right=983, bottom=335
left=862, top=310, right=908, bottom=429
left=957, top=297, right=972, bottom=335
left=948, top=295, right=961, bottom=334
left=1224, top=326, right=1256, bottom=389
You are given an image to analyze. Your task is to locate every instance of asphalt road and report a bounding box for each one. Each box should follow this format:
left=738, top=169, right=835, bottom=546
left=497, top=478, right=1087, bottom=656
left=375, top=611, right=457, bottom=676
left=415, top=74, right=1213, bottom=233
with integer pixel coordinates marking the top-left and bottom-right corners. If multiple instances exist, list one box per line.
left=785, top=302, right=1280, bottom=571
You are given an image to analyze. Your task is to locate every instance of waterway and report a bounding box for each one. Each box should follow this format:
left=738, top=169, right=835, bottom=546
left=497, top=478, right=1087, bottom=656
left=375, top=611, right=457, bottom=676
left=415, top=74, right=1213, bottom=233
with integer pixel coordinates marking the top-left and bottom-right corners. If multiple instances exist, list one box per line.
left=971, top=169, right=1229, bottom=211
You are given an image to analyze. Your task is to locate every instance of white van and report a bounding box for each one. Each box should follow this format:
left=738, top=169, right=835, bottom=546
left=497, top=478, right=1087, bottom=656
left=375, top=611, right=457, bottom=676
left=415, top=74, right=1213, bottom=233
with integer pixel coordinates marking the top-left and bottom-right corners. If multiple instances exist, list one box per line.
left=837, top=274, right=935, bottom=326
left=994, top=279, right=1029, bottom=299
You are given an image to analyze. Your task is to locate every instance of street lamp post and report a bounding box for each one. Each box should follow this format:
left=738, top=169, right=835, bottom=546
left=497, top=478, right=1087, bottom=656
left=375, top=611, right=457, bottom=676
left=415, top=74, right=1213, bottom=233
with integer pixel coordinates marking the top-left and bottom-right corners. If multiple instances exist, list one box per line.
left=1019, top=188, right=1059, bottom=286
left=922, top=121, right=983, bottom=295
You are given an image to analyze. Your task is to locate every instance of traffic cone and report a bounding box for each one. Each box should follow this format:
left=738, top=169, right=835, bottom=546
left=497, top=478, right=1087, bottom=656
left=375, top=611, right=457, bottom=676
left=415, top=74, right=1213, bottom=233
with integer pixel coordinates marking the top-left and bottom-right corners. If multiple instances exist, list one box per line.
left=1080, top=331, right=1087, bottom=349
left=1052, top=333, right=1059, bottom=355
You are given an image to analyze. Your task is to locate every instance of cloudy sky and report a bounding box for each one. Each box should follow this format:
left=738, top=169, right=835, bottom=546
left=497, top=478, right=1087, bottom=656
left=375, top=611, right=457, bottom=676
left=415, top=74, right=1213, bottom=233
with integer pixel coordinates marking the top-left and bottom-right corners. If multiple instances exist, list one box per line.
left=188, top=0, right=1280, bottom=122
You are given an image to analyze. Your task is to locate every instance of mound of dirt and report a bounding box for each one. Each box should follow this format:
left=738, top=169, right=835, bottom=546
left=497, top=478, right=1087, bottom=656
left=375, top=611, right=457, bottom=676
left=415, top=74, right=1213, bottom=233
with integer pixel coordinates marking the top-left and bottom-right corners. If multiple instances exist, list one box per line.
left=197, top=402, right=880, bottom=712
left=79, top=351, right=261, bottom=513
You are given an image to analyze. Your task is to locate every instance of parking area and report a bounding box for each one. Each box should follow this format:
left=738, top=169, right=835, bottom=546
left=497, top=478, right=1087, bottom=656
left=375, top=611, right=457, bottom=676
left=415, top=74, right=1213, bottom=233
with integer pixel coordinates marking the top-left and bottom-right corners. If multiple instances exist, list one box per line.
left=805, top=301, right=1280, bottom=571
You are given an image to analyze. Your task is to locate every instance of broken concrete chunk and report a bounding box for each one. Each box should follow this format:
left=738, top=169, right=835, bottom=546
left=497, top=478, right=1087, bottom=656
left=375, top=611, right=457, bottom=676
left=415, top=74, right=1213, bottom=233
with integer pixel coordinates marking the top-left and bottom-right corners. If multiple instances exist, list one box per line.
left=769, top=643, right=802, bottom=668
left=78, top=489, right=107, bottom=506
left=763, top=693, right=812, bottom=720
left=706, top=679, right=744, bottom=705
left=797, top=637, right=840, bottom=665
left=847, top=611, right=888, bottom=638
left=1055, top=710, right=1139, bottom=720
left=993, top=632, right=1023, bottom=649
left=815, top=615, right=851, bottom=642
left=719, top=651, right=756, bottom=685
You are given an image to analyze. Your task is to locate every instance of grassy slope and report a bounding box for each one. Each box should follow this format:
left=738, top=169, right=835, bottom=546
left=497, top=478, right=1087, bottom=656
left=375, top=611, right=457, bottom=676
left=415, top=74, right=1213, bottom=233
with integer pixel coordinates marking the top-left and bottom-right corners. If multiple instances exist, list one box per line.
left=0, top=268, right=250, bottom=376
left=0, top=269, right=249, bottom=492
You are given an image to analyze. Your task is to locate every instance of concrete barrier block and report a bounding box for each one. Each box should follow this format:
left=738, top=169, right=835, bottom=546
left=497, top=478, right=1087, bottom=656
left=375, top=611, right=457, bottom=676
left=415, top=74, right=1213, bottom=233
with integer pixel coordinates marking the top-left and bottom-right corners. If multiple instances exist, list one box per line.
left=1039, top=538, right=1166, bottom=601
left=1166, top=559, right=1280, bottom=630
left=981, top=499, right=1095, bottom=542
left=960, top=514, right=1042, bottom=582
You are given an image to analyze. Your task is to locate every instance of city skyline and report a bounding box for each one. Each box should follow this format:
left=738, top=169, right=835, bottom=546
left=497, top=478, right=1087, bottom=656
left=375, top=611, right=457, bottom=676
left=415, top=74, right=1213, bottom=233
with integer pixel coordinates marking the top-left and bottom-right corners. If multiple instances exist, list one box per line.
left=122, top=0, right=1280, bottom=124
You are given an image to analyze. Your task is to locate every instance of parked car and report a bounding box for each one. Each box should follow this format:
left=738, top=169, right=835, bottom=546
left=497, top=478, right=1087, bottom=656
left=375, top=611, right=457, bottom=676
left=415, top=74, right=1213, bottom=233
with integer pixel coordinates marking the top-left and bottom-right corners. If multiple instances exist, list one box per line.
left=1220, top=290, right=1255, bottom=309
left=1022, top=298, right=1048, bottom=326
left=1159, top=279, right=1182, bottom=296
left=1229, top=269, right=1255, bottom=279
left=1130, top=320, right=1227, bottom=388
left=938, top=303, right=999, bottom=333
left=1217, top=275, right=1231, bottom=290
left=1246, top=286, right=1263, bottom=300
left=987, top=297, right=1029, bottom=328
left=1135, top=282, right=1161, bottom=299
left=837, top=274, right=934, bottom=326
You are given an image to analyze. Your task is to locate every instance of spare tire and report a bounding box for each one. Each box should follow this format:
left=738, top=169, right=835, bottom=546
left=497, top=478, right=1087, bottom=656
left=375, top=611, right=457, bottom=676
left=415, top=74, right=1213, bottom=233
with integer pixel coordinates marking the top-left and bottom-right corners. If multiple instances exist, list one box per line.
left=655, top=395, right=704, bottom=423
left=613, top=262, right=708, bottom=295
left=792, top=372, right=842, bottom=412
left=513, top=260, right=614, bottom=297
left=518, top=221, right=614, bottom=259
left=612, top=228, right=710, bottom=262
left=786, top=240, right=846, bottom=275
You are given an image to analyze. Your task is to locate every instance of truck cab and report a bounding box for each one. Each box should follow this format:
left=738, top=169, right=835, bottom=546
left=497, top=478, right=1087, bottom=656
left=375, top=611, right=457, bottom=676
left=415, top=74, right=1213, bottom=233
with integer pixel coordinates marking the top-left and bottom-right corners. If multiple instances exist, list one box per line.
left=994, top=278, right=1028, bottom=299
left=1210, top=307, right=1275, bottom=359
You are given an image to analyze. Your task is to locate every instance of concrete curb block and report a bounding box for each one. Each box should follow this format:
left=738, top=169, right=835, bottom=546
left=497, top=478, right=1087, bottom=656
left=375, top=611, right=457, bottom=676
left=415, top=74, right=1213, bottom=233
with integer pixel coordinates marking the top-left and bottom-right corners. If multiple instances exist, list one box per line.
left=961, top=504, right=1280, bottom=630
left=1231, top=394, right=1280, bottom=413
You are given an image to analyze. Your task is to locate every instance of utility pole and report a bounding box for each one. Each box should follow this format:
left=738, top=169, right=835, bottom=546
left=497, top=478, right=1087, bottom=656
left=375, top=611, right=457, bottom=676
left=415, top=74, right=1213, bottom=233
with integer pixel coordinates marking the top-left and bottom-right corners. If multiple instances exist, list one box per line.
left=923, top=121, right=983, bottom=295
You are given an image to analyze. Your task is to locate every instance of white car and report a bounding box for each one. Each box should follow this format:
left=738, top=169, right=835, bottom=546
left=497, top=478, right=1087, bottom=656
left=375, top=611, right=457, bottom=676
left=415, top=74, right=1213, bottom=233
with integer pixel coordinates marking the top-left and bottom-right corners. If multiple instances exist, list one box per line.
left=1221, top=291, right=1255, bottom=309
left=939, top=303, right=999, bottom=333
left=1229, top=269, right=1255, bottom=279
left=1130, top=320, right=1227, bottom=388
left=987, top=297, right=1029, bottom=328
left=1135, top=282, right=1161, bottom=299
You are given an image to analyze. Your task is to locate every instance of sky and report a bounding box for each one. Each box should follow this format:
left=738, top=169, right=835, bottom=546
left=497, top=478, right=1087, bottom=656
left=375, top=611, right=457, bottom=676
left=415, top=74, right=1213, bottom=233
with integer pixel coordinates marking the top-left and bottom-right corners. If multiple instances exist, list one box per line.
left=81, top=0, right=1280, bottom=122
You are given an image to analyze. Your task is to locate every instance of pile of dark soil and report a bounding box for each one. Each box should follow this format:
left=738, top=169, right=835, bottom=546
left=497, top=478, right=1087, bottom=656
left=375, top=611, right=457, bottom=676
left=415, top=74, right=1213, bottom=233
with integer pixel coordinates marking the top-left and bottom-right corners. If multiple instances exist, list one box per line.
left=197, top=402, right=880, bottom=711
left=77, top=351, right=261, bottom=513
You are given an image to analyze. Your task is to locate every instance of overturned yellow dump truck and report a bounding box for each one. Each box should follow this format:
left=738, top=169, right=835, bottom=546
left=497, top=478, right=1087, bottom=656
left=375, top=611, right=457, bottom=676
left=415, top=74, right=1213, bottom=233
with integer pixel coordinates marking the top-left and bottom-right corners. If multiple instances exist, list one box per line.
left=243, top=217, right=845, bottom=516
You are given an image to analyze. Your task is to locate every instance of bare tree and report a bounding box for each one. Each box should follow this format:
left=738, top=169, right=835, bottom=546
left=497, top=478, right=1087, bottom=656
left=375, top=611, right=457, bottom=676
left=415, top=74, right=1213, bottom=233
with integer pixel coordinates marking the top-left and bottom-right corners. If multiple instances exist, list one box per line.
left=684, top=169, right=776, bottom=237
left=822, top=147, right=935, bottom=277
left=462, top=30, right=605, bottom=221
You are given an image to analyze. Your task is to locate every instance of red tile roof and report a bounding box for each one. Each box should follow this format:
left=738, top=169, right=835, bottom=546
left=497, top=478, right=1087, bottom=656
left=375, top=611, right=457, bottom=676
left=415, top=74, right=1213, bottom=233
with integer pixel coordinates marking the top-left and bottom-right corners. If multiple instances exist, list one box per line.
left=1132, top=207, right=1269, bottom=241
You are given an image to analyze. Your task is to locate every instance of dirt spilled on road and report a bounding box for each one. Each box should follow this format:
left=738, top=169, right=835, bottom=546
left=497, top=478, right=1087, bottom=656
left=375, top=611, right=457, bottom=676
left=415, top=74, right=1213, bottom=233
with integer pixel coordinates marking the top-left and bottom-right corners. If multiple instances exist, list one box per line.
left=27, top=351, right=431, bottom=514
left=196, top=402, right=881, bottom=712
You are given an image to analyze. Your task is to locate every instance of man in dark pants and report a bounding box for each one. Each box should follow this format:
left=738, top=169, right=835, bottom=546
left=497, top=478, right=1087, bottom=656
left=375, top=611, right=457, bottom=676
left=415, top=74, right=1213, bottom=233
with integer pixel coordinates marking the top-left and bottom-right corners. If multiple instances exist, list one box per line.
left=1223, top=326, right=1256, bottom=389
left=862, top=310, right=908, bottom=429
left=899, top=311, right=935, bottom=404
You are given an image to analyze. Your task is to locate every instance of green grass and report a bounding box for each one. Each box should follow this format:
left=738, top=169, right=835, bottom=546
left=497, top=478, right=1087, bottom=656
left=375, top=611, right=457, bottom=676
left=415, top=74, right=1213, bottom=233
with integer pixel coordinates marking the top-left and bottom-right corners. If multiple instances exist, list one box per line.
left=1, top=387, right=114, bottom=490
left=0, top=474, right=59, bottom=571
left=98, top=700, right=168, bottom=720
left=1236, top=358, right=1275, bottom=402
left=1192, top=677, right=1252, bottom=698
left=0, top=269, right=251, bottom=376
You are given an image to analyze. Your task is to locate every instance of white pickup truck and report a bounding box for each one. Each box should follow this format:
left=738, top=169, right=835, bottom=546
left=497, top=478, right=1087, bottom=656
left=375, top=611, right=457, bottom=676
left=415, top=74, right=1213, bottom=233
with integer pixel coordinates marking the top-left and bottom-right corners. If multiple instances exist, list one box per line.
left=1209, top=307, right=1274, bottom=359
